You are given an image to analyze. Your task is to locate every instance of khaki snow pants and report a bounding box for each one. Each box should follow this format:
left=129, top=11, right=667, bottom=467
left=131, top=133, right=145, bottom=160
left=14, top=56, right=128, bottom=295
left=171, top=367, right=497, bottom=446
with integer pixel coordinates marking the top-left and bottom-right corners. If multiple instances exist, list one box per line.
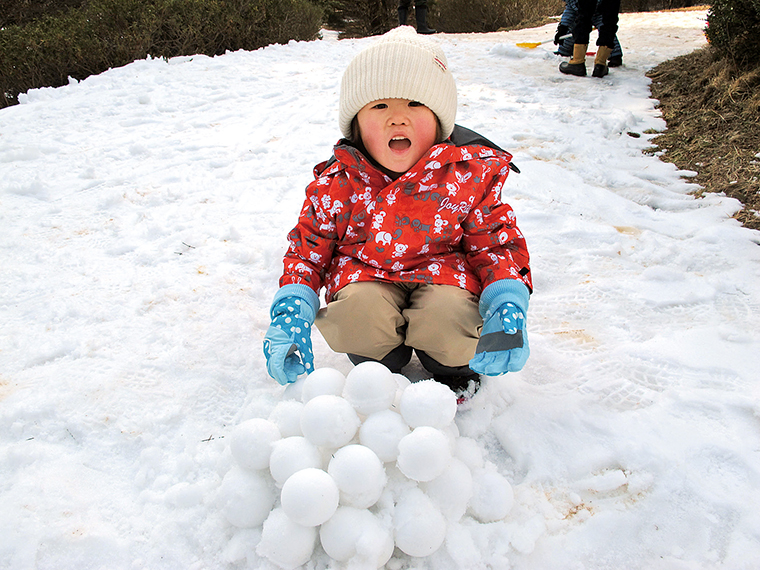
left=315, top=281, right=482, bottom=368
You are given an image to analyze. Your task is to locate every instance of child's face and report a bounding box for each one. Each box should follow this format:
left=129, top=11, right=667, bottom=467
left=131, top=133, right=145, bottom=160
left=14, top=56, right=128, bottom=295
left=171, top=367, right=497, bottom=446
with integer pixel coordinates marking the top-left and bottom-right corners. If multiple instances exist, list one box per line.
left=356, top=98, right=439, bottom=175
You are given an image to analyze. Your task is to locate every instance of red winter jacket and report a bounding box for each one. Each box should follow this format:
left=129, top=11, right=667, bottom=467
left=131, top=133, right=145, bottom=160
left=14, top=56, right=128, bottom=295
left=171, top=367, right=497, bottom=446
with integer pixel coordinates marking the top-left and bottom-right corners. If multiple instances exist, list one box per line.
left=280, top=127, right=532, bottom=302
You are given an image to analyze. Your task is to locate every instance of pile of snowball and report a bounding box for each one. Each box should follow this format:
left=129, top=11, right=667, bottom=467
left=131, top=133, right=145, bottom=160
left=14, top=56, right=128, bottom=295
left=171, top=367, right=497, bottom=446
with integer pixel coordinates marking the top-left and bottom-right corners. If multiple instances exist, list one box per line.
left=217, top=362, right=514, bottom=569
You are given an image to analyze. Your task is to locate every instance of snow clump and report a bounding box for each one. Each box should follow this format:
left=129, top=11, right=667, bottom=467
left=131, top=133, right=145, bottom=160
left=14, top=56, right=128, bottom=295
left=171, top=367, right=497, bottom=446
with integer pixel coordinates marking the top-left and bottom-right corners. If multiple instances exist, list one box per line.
left=393, top=487, right=448, bottom=557
left=399, top=379, right=458, bottom=428
left=219, top=362, right=515, bottom=568
left=217, top=466, right=275, bottom=528
left=320, top=506, right=395, bottom=566
left=257, top=507, right=318, bottom=570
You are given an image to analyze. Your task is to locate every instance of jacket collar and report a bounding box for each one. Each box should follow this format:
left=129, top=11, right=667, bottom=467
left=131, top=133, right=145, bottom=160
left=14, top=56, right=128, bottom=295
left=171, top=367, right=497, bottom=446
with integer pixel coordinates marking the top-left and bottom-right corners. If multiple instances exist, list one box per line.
left=318, top=125, right=514, bottom=181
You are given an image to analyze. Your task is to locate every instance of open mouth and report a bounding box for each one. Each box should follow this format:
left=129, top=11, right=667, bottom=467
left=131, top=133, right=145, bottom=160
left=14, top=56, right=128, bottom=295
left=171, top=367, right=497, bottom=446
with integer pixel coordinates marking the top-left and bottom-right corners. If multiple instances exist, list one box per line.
left=389, top=136, right=412, bottom=151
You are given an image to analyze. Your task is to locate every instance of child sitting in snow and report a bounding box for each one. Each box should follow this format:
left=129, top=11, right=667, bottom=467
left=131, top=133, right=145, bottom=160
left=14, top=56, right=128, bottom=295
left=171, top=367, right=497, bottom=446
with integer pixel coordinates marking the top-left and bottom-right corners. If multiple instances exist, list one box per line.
left=263, top=26, right=532, bottom=397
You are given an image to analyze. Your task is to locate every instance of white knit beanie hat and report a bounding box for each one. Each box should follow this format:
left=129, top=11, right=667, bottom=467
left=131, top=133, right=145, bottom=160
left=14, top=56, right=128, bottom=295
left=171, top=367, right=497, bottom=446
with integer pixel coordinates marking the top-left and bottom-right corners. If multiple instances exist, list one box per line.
left=339, top=26, right=457, bottom=141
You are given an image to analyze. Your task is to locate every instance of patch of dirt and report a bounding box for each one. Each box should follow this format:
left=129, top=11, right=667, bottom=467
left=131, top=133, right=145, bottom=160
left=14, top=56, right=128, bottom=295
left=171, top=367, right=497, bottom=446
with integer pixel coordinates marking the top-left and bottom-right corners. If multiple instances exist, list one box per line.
left=646, top=47, right=760, bottom=230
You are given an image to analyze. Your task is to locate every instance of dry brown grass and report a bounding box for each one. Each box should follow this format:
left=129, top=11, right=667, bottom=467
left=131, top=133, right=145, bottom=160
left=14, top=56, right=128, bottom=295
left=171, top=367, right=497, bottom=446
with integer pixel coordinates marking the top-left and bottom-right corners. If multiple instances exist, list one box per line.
left=647, top=47, right=760, bottom=230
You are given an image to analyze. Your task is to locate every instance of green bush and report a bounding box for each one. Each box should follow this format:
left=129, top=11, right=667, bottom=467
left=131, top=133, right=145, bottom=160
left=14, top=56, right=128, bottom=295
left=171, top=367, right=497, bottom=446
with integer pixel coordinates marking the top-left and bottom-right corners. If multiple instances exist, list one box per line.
left=435, top=0, right=512, bottom=33
left=434, top=0, right=563, bottom=33
left=307, top=0, right=346, bottom=30
left=0, top=0, right=86, bottom=27
left=324, top=0, right=396, bottom=37
left=0, top=0, right=323, bottom=108
left=706, top=0, right=760, bottom=69
left=620, top=0, right=699, bottom=11
left=326, top=0, right=564, bottom=36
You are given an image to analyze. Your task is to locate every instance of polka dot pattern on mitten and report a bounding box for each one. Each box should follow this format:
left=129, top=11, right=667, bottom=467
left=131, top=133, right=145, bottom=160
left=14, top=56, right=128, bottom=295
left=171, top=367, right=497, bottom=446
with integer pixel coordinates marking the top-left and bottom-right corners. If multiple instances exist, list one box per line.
left=271, top=297, right=315, bottom=374
left=498, top=302, right=522, bottom=335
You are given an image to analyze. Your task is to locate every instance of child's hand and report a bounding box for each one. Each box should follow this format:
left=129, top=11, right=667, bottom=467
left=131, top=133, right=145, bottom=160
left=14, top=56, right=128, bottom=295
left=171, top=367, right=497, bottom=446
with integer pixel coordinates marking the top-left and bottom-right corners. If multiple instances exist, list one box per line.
left=469, top=280, right=530, bottom=376
left=469, top=302, right=529, bottom=375
left=263, top=285, right=319, bottom=385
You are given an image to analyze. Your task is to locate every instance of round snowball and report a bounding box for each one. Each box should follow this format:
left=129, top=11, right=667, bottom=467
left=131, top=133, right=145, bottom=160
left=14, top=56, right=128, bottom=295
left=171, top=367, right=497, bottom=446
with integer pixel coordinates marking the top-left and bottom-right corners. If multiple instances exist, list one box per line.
left=399, top=379, right=457, bottom=429
left=390, top=373, right=412, bottom=411
left=301, top=368, right=346, bottom=403
left=280, top=468, right=339, bottom=527
left=343, top=362, right=398, bottom=415
left=229, top=418, right=281, bottom=471
left=469, top=469, right=515, bottom=523
left=300, top=394, right=360, bottom=449
left=320, top=507, right=394, bottom=567
left=257, top=508, right=317, bottom=570
left=269, top=436, right=323, bottom=487
left=327, top=444, right=386, bottom=509
left=359, top=409, right=410, bottom=463
left=268, top=400, right=305, bottom=437
left=393, top=488, right=447, bottom=557
left=422, top=457, right=473, bottom=521
left=217, top=467, right=275, bottom=528
left=396, top=426, right=452, bottom=482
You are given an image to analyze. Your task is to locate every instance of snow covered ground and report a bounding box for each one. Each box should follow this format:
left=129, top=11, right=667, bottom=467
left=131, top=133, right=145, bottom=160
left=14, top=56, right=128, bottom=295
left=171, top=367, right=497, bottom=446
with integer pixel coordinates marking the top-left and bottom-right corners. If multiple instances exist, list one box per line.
left=2, top=8, right=760, bottom=570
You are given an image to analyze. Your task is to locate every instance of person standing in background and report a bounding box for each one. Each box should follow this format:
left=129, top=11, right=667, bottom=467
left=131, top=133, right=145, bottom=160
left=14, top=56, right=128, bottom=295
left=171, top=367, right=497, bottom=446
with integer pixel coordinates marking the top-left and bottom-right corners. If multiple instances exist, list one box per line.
left=398, top=0, right=436, bottom=34
left=559, top=0, right=621, bottom=77
left=555, top=0, right=623, bottom=67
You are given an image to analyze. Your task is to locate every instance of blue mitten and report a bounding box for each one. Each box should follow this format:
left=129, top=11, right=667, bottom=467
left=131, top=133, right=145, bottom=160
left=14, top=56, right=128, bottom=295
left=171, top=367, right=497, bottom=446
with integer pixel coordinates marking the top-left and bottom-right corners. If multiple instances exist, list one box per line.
left=469, top=280, right=530, bottom=376
left=263, top=284, right=320, bottom=385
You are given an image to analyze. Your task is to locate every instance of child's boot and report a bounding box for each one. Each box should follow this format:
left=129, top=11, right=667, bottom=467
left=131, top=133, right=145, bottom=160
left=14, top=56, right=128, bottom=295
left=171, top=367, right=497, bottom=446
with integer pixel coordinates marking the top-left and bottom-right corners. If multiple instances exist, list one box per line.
left=592, top=45, right=612, bottom=78
left=559, top=44, right=588, bottom=76
left=415, top=350, right=480, bottom=402
left=415, top=5, right=436, bottom=34
left=348, top=344, right=412, bottom=374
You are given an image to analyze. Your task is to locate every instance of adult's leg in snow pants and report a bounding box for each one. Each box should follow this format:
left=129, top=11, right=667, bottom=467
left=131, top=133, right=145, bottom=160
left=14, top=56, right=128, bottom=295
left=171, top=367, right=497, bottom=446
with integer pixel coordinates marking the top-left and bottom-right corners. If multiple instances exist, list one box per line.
left=315, top=281, right=481, bottom=369
left=398, top=0, right=435, bottom=34
left=398, top=0, right=428, bottom=10
left=398, top=0, right=410, bottom=25
left=573, top=0, right=620, bottom=48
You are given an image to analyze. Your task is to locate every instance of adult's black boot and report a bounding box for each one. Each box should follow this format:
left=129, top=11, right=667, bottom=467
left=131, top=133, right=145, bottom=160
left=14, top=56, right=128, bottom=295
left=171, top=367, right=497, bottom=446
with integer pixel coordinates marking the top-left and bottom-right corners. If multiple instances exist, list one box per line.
left=398, top=7, right=408, bottom=26
left=608, top=55, right=623, bottom=67
left=559, top=43, right=587, bottom=76
left=592, top=45, right=612, bottom=78
left=415, top=6, right=436, bottom=34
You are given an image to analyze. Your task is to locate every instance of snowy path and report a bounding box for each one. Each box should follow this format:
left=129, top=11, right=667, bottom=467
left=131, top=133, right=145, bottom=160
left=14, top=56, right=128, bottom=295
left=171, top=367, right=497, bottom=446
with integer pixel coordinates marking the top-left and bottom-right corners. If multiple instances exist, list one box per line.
left=2, top=9, right=760, bottom=570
